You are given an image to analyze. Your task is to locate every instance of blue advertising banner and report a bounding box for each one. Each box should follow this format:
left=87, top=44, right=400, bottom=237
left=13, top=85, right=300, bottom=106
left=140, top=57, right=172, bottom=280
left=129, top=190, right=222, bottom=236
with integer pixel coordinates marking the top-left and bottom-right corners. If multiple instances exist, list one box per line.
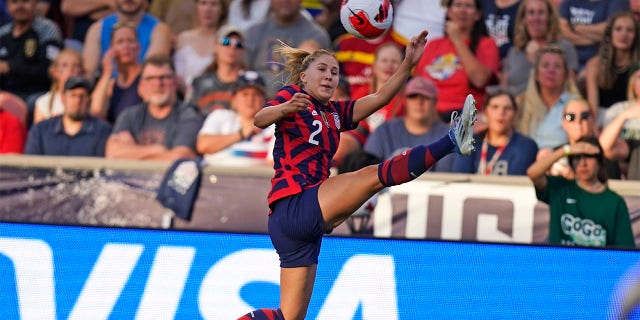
left=0, top=222, right=639, bottom=319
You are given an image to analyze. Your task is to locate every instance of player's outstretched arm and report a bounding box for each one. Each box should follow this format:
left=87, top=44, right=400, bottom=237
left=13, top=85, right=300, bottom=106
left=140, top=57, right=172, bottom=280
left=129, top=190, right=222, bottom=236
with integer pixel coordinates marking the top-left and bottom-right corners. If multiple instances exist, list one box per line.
left=352, top=29, right=429, bottom=123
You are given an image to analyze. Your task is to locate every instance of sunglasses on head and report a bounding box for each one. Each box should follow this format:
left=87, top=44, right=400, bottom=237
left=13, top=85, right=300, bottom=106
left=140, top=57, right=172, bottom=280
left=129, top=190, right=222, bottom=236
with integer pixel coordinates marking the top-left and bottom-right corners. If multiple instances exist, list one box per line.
left=564, top=111, right=590, bottom=122
left=219, top=37, right=244, bottom=49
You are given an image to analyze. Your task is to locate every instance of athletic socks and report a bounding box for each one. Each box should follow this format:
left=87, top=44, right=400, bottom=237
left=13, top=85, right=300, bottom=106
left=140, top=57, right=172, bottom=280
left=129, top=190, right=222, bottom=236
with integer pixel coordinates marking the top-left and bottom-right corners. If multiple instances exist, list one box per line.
left=237, top=308, right=284, bottom=320
left=377, top=135, right=454, bottom=187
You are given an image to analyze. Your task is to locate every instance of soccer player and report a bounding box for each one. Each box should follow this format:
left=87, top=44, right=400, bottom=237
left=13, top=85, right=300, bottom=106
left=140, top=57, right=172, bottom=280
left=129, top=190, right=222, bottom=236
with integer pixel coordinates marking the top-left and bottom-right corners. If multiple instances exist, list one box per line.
left=238, top=30, right=478, bottom=320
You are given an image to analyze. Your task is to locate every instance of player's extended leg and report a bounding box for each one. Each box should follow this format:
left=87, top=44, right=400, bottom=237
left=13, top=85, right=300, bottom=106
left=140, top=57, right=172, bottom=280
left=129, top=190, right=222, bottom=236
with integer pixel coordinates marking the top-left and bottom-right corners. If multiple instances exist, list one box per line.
left=318, top=94, right=477, bottom=229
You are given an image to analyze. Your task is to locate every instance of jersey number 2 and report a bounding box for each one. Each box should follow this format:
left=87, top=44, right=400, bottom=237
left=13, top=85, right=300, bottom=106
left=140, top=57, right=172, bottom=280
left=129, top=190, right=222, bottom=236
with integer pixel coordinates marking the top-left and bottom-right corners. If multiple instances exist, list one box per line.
left=308, top=120, right=322, bottom=145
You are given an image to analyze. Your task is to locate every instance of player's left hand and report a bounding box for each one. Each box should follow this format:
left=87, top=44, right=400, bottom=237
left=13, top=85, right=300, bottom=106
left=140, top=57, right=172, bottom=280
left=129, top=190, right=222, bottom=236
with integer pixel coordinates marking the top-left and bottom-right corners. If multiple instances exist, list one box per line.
left=405, top=29, right=429, bottom=66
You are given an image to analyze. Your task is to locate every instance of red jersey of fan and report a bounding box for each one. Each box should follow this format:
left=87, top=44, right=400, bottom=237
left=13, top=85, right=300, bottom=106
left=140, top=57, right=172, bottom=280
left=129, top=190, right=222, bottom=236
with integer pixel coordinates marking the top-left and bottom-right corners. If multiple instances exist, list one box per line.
left=266, top=85, right=357, bottom=209
left=335, top=32, right=404, bottom=96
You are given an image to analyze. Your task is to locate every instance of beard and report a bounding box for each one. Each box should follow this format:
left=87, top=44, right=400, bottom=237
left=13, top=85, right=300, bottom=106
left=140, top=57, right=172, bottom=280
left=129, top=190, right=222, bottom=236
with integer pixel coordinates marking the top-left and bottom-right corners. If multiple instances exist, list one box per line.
left=115, top=1, right=144, bottom=16
left=147, top=92, right=172, bottom=106
left=66, top=112, right=87, bottom=122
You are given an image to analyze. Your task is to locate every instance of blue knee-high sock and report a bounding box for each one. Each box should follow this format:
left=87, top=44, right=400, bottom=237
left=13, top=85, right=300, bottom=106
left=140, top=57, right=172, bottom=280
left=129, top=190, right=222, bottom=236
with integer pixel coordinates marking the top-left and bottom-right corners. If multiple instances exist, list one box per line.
left=237, top=308, right=284, bottom=320
left=377, top=135, right=454, bottom=187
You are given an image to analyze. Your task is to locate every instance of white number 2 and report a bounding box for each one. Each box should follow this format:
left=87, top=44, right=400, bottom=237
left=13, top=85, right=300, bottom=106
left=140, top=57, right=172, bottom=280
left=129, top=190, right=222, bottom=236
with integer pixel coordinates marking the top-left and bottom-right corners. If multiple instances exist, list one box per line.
left=308, top=120, right=322, bottom=145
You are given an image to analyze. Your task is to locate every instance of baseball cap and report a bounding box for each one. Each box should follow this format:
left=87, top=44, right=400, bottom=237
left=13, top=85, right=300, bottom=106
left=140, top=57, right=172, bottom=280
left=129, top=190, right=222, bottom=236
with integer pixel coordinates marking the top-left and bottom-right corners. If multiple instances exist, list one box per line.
left=405, top=76, right=437, bottom=99
left=217, top=24, right=245, bottom=40
left=64, top=76, right=92, bottom=92
left=234, top=71, right=266, bottom=93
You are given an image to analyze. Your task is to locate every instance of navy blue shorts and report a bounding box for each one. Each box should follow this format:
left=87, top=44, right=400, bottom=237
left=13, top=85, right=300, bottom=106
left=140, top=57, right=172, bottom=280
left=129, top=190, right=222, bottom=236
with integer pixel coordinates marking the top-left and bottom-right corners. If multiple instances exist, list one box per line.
left=268, top=185, right=326, bottom=268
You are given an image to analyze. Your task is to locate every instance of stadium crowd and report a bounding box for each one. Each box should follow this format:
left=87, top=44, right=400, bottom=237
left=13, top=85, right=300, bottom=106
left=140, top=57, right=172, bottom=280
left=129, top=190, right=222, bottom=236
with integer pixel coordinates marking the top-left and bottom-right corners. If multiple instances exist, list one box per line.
left=0, top=0, right=637, bottom=247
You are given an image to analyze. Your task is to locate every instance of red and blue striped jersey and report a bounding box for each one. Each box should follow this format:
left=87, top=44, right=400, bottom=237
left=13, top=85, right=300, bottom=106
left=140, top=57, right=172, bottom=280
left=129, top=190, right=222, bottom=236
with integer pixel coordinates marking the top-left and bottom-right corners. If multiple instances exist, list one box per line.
left=266, top=85, right=357, bottom=208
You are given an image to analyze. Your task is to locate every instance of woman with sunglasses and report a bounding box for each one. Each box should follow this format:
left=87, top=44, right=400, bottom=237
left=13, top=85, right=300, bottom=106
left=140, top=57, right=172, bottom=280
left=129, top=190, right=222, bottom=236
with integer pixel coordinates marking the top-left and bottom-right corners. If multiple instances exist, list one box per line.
left=189, top=25, right=247, bottom=115
left=527, top=136, right=634, bottom=248
left=540, top=98, right=594, bottom=178
left=173, top=0, right=228, bottom=97
left=540, top=98, right=622, bottom=179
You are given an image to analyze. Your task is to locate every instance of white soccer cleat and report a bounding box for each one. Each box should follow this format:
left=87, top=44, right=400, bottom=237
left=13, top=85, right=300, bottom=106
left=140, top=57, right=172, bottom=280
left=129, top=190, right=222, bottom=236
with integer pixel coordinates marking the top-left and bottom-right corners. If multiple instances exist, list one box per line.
left=448, top=94, right=477, bottom=155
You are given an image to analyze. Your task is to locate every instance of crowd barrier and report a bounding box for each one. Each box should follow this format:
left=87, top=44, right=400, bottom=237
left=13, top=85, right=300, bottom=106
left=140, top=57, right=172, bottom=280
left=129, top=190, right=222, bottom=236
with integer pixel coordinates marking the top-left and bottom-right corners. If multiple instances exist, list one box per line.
left=0, top=222, right=639, bottom=319
left=1, top=155, right=639, bottom=246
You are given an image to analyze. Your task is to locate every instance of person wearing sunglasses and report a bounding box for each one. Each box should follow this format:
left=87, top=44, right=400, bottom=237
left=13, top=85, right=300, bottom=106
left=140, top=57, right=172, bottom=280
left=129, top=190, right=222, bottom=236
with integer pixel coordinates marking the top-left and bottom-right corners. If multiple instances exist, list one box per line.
left=527, top=135, right=635, bottom=248
left=189, top=25, right=248, bottom=115
left=531, top=98, right=617, bottom=178
left=538, top=98, right=622, bottom=180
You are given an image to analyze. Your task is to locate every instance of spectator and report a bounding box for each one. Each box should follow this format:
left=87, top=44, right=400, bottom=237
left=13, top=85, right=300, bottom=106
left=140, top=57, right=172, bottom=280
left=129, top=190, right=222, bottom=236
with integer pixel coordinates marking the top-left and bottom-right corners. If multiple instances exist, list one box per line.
left=502, top=0, right=579, bottom=95
left=517, top=45, right=581, bottom=150
left=105, top=55, right=203, bottom=161
left=0, top=90, right=28, bottom=126
left=34, top=48, right=83, bottom=124
left=148, top=0, right=195, bottom=36
left=60, top=0, right=114, bottom=45
left=392, top=0, right=446, bottom=43
left=333, top=43, right=406, bottom=165
left=0, top=0, right=63, bottom=114
left=83, top=0, right=172, bottom=80
left=600, top=69, right=640, bottom=180
left=452, top=88, right=537, bottom=175
left=0, top=1, right=11, bottom=27
left=334, top=28, right=404, bottom=97
left=244, top=0, right=331, bottom=97
left=227, top=0, right=270, bottom=32
left=541, top=98, right=597, bottom=179
left=415, top=0, right=500, bottom=122
left=313, top=0, right=346, bottom=42
left=197, top=70, right=274, bottom=166
left=24, top=77, right=112, bottom=156
left=527, top=136, right=635, bottom=248
left=480, top=0, right=520, bottom=59
left=585, top=12, right=640, bottom=121
left=364, top=76, right=455, bottom=172
left=558, top=0, right=629, bottom=71
left=189, top=25, right=247, bottom=114
left=633, top=0, right=640, bottom=21
left=174, top=0, right=228, bottom=96
left=0, top=91, right=27, bottom=153
left=90, top=22, right=142, bottom=123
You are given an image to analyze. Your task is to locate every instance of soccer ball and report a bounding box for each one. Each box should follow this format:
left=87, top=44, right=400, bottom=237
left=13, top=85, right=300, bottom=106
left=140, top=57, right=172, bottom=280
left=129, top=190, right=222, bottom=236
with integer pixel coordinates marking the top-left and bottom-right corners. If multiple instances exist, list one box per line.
left=340, top=0, right=394, bottom=40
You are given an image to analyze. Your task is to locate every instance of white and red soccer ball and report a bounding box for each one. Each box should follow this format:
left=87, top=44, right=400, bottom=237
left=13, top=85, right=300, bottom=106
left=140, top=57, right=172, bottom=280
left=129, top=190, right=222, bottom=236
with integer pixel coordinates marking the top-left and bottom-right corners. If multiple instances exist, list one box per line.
left=340, top=0, right=394, bottom=40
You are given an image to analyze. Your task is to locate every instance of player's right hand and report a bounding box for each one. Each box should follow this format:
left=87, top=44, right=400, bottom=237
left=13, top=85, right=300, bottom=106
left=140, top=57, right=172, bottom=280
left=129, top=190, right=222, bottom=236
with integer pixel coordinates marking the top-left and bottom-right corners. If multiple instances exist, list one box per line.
left=285, top=93, right=311, bottom=113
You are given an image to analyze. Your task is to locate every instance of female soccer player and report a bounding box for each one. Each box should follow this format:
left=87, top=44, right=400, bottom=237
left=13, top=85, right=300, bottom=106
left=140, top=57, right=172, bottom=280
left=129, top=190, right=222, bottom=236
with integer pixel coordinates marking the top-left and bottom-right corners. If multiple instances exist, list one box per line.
left=239, top=30, right=477, bottom=320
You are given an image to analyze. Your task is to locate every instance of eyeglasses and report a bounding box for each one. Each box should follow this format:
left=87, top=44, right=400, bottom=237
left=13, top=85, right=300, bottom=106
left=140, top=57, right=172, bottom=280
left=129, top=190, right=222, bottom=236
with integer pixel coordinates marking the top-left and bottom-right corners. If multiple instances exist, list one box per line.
left=564, top=111, right=590, bottom=122
left=219, top=37, right=244, bottom=49
left=142, top=74, right=174, bottom=82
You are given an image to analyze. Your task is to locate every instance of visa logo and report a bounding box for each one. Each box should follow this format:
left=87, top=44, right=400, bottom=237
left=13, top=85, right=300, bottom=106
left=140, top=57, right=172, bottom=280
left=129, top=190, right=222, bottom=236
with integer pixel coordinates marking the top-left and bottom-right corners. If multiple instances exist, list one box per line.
left=0, top=238, right=398, bottom=319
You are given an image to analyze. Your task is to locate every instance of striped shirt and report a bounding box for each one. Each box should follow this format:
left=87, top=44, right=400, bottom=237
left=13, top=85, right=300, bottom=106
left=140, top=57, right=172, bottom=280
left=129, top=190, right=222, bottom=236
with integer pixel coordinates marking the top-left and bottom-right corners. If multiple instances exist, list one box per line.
left=266, top=85, right=356, bottom=208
